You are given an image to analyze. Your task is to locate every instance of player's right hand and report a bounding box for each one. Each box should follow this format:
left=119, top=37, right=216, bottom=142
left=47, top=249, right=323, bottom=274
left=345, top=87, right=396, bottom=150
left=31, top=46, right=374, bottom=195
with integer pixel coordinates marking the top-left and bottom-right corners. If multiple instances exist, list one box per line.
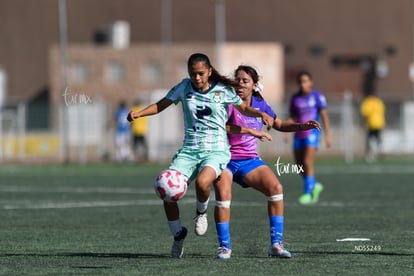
left=127, top=111, right=137, bottom=122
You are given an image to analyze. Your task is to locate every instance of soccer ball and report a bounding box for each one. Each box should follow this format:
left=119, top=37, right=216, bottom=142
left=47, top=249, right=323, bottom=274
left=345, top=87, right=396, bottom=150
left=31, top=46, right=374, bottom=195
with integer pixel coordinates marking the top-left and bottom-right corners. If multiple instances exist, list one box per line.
left=154, top=169, right=188, bottom=202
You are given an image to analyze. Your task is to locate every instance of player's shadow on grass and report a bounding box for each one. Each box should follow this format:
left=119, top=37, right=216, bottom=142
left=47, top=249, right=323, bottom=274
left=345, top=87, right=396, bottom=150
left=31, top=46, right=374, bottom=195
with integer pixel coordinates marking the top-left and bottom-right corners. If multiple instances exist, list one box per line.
left=1, top=251, right=412, bottom=259
left=0, top=252, right=168, bottom=259
left=0, top=252, right=214, bottom=259
left=61, top=252, right=169, bottom=258
left=61, top=252, right=211, bottom=259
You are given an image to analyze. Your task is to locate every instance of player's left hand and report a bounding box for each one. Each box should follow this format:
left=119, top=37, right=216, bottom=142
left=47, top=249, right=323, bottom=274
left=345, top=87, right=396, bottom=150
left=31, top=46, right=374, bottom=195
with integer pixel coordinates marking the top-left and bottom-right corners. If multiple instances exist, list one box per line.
left=301, top=120, right=321, bottom=131
left=250, top=129, right=272, bottom=142
left=127, top=111, right=138, bottom=122
left=261, top=113, right=274, bottom=130
left=325, top=136, right=332, bottom=148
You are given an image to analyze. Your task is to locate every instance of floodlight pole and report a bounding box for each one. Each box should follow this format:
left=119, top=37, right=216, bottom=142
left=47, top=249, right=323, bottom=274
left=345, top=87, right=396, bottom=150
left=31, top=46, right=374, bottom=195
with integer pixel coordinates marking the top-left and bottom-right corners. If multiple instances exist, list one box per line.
left=161, top=0, right=171, bottom=83
left=215, top=0, right=226, bottom=71
left=409, top=0, right=414, bottom=100
left=58, top=0, right=70, bottom=164
left=161, top=0, right=171, bottom=46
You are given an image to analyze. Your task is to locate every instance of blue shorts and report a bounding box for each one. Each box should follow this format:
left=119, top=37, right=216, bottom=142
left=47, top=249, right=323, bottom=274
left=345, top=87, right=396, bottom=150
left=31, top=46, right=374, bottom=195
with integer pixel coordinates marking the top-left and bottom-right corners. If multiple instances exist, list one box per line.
left=293, top=129, right=320, bottom=150
left=226, top=158, right=266, bottom=188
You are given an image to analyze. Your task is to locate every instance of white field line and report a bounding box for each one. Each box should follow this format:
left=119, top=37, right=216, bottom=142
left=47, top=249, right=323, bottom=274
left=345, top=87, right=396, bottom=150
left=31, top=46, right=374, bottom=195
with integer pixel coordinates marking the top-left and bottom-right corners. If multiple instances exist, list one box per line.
left=0, top=183, right=391, bottom=210
left=2, top=164, right=414, bottom=176
left=1, top=200, right=159, bottom=210
left=0, top=186, right=156, bottom=194
left=0, top=197, right=357, bottom=210
left=316, top=165, right=414, bottom=174
left=336, top=238, right=371, bottom=242
left=1, top=198, right=193, bottom=210
left=1, top=164, right=411, bottom=210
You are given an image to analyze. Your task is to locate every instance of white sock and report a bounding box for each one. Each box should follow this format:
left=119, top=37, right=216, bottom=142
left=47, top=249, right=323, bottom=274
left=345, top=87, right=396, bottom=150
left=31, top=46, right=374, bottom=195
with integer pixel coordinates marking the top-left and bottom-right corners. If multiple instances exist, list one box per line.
left=196, top=198, right=209, bottom=214
left=167, top=219, right=182, bottom=236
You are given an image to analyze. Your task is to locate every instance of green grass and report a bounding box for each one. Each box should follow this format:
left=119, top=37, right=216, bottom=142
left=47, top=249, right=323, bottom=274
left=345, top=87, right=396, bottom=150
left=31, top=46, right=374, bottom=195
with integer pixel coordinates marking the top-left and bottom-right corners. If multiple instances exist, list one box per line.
left=0, top=159, right=413, bottom=275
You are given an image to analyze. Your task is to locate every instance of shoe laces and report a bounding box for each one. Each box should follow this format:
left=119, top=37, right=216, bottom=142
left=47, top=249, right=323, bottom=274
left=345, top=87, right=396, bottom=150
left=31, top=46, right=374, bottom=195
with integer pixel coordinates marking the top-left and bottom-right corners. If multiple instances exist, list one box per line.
left=272, top=241, right=288, bottom=250
left=217, top=246, right=231, bottom=254
left=193, top=212, right=207, bottom=222
left=194, top=211, right=206, bottom=218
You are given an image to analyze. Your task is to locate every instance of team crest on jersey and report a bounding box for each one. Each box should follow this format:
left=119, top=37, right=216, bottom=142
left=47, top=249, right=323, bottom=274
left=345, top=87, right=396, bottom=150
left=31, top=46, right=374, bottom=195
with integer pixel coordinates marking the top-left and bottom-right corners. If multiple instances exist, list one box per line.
left=213, top=91, right=222, bottom=103
left=308, top=96, right=316, bottom=107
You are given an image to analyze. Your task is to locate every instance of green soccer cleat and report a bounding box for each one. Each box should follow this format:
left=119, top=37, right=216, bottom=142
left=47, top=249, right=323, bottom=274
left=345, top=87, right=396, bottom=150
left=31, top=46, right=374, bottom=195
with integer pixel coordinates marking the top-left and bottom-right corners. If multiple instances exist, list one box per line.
left=311, top=182, right=324, bottom=203
left=298, top=193, right=314, bottom=205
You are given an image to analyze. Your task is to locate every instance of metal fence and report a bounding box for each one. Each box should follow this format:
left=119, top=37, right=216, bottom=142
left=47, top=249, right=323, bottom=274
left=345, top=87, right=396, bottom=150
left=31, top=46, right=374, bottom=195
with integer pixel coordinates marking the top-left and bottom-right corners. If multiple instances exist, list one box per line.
left=1, top=92, right=414, bottom=164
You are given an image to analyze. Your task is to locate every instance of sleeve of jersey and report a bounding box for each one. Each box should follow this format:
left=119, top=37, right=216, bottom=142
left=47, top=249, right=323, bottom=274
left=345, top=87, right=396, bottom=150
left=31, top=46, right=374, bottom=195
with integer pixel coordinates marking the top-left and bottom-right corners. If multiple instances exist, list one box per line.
left=224, top=87, right=243, bottom=106
left=317, top=92, right=327, bottom=110
left=228, top=104, right=234, bottom=118
left=264, top=100, right=277, bottom=120
left=165, top=79, right=188, bottom=104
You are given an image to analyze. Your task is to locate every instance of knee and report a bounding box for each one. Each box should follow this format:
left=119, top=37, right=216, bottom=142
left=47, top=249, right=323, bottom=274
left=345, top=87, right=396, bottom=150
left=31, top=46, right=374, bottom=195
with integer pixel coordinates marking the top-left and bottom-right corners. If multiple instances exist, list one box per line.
left=195, top=178, right=213, bottom=197
left=215, top=188, right=232, bottom=201
left=268, top=183, right=283, bottom=196
left=196, top=177, right=210, bottom=190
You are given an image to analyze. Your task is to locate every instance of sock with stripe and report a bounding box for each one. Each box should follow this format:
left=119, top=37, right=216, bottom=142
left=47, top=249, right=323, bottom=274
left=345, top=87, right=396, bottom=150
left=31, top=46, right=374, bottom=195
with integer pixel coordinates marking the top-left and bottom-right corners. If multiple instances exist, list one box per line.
left=216, top=222, right=230, bottom=249
left=269, top=215, right=284, bottom=244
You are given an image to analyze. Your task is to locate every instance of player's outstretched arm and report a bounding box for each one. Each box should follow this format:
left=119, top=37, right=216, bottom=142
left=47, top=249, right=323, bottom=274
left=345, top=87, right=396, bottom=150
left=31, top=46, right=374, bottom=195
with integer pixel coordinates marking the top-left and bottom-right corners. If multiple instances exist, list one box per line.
left=234, top=102, right=274, bottom=130
left=282, top=117, right=295, bottom=143
left=273, top=118, right=320, bottom=132
left=226, top=124, right=272, bottom=142
left=127, top=98, right=173, bottom=122
left=320, top=109, right=332, bottom=148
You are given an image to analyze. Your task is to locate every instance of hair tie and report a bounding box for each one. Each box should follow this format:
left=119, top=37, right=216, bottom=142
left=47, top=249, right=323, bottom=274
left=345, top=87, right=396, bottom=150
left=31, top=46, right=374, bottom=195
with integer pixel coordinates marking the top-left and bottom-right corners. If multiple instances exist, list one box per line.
left=255, top=82, right=264, bottom=92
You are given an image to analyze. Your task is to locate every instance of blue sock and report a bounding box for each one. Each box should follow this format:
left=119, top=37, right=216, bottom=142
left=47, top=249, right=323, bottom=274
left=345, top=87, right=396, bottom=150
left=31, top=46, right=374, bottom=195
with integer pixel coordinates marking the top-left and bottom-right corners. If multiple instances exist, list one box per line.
left=269, top=216, right=284, bottom=244
left=216, top=222, right=230, bottom=249
left=304, top=175, right=316, bottom=194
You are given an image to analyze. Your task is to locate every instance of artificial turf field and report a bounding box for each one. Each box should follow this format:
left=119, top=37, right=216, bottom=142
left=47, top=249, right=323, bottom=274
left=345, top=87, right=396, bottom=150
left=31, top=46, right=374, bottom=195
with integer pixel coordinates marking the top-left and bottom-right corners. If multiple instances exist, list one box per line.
left=0, top=158, right=413, bottom=275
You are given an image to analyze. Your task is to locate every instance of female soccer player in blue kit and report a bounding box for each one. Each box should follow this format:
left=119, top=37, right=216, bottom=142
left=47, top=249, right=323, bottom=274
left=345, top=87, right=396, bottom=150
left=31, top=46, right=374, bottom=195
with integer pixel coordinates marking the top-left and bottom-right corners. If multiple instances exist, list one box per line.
left=285, top=71, right=331, bottom=205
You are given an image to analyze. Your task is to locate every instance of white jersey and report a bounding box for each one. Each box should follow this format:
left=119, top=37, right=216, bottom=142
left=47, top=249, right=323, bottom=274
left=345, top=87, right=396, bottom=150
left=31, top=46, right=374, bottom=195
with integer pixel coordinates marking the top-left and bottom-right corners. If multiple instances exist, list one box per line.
left=166, top=78, right=243, bottom=151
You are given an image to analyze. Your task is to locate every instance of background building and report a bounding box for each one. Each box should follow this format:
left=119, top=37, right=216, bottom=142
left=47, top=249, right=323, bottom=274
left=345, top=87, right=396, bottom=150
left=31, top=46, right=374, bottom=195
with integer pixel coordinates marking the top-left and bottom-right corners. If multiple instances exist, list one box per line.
left=1, top=0, right=414, bottom=162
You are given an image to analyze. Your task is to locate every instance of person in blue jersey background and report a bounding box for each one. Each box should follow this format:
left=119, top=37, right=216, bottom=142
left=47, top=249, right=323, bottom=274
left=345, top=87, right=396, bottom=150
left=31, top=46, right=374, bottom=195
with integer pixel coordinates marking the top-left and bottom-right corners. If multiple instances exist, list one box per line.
left=114, top=100, right=132, bottom=162
left=127, top=53, right=274, bottom=258
left=284, top=71, right=331, bottom=205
